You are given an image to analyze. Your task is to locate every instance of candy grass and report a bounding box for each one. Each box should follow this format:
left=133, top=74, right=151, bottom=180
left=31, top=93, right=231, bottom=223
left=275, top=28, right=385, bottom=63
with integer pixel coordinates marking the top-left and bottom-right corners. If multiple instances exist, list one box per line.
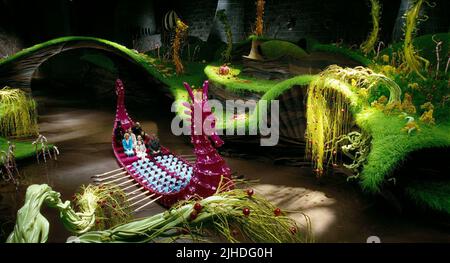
left=260, top=40, right=307, bottom=60
left=355, top=109, right=450, bottom=192
left=405, top=181, right=450, bottom=215
left=204, top=64, right=278, bottom=94
left=311, top=43, right=373, bottom=66
left=0, top=137, right=43, bottom=164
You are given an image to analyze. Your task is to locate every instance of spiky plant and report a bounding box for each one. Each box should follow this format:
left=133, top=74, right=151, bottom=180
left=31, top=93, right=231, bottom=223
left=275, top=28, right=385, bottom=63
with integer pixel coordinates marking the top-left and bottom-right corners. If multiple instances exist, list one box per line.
left=360, top=0, right=381, bottom=55
left=172, top=19, right=189, bottom=75
left=0, top=87, right=38, bottom=137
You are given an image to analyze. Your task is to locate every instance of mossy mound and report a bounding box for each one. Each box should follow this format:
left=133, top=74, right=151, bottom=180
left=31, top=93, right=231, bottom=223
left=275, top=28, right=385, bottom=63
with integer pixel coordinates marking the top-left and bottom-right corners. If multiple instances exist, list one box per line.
left=0, top=137, right=40, bottom=164
left=260, top=40, right=307, bottom=60
left=406, top=180, right=450, bottom=214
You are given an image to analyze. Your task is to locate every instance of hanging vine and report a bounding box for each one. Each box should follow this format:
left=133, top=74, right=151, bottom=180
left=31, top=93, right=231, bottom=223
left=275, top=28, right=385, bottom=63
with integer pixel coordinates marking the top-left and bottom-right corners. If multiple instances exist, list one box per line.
left=360, top=0, right=381, bottom=55
left=401, top=0, right=433, bottom=79
left=172, top=18, right=189, bottom=75
left=217, top=9, right=233, bottom=63
left=0, top=87, right=38, bottom=137
left=254, top=0, right=265, bottom=36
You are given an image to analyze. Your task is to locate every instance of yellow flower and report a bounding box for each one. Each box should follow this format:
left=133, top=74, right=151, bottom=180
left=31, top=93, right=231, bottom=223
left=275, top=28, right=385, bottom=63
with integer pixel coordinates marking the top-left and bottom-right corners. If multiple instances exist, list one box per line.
left=382, top=54, right=390, bottom=63
left=408, top=82, right=420, bottom=90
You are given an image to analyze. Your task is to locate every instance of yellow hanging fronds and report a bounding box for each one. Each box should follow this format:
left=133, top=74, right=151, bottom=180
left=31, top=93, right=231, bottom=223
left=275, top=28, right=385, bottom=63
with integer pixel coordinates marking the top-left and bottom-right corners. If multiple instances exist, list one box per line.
left=0, top=87, right=38, bottom=137
left=305, top=66, right=402, bottom=175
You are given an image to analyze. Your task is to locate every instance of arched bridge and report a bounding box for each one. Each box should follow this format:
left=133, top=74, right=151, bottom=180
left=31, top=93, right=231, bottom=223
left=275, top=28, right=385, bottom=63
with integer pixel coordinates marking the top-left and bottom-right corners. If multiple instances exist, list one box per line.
left=0, top=36, right=169, bottom=92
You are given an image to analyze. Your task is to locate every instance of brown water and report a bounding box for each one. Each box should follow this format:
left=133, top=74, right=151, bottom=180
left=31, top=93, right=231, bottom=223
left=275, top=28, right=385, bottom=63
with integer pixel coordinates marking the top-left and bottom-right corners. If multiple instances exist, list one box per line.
left=1, top=96, right=449, bottom=243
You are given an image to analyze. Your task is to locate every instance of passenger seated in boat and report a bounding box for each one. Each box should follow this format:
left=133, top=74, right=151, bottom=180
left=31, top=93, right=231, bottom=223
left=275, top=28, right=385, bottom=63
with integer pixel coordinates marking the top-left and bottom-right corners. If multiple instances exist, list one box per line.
left=132, top=122, right=143, bottom=137
left=135, top=140, right=147, bottom=159
left=141, top=131, right=151, bottom=144
left=147, top=136, right=161, bottom=156
left=114, top=121, right=124, bottom=145
left=127, top=128, right=137, bottom=145
left=122, top=133, right=135, bottom=157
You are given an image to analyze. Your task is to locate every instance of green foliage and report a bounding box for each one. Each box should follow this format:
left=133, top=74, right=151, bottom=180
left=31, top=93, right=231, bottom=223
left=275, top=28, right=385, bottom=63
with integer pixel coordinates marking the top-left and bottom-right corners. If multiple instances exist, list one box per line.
left=360, top=0, right=381, bottom=55
left=76, top=185, right=312, bottom=243
left=8, top=183, right=312, bottom=243
left=391, top=73, right=450, bottom=122
left=379, top=33, right=449, bottom=72
left=0, top=87, right=38, bottom=137
left=216, top=10, right=233, bottom=63
left=260, top=40, right=307, bottom=60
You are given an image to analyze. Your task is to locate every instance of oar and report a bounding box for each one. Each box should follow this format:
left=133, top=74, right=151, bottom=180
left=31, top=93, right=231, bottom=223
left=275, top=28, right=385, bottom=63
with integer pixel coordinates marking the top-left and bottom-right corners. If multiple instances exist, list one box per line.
left=114, top=178, right=136, bottom=187
left=121, top=183, right=140, bottom=191
left=127, top=190, right=149, bottom=201
left=93, top=171, right=128, bottom=182
left=102, top=175, right=132, bottom=185
left=133, top=196, right=162, bottom=213
left=125, top=186, right=145, bottom=196
left=127, top=194, right=155, bottom=208
left=91, top=167, right=128, bottom=178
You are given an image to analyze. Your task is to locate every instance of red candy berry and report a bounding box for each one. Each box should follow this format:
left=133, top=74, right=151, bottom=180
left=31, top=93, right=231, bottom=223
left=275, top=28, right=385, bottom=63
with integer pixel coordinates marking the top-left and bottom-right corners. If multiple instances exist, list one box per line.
left=274, top=208, right=282, bottom=216
left=232, top=229, right=239, bottom=236
left=190, top=210, right=198, bottom=220
left=194, top=202, right=202, bottom=212
left=290, top=226, right=297, bottom=234
left=243, top=207, right=250, bottom=216
left=246, top=188, right=254, bottom=197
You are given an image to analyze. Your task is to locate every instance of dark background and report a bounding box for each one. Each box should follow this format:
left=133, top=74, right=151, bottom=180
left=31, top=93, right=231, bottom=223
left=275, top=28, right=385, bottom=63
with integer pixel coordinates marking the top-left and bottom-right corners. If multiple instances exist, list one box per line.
left=0, top=0, right=448, bottom=49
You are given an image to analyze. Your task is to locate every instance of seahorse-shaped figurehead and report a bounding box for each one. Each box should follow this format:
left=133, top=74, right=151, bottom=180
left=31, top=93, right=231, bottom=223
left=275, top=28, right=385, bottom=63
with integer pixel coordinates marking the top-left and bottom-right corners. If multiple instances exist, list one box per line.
left=183, top=81, right=233, bottom=196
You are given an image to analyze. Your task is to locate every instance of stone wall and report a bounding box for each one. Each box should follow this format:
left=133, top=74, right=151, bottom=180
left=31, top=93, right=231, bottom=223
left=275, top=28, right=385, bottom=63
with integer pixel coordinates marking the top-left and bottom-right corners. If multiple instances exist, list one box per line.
left=0, top=29, right=23, bottom=59
left=177, top=0, right=219, bottom=41
left=176, top=0, right=372, bottom=44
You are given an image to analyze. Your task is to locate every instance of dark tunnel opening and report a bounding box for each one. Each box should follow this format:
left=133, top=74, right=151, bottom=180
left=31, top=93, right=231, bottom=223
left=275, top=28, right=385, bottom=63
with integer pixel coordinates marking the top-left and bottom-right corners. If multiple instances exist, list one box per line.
left=30, top=48, right=174, bottom=119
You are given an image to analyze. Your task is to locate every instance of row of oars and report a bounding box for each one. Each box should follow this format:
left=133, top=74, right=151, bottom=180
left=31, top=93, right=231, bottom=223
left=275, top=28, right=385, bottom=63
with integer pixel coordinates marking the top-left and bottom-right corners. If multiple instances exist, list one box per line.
left=91, top=166, right=161, bottom=213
